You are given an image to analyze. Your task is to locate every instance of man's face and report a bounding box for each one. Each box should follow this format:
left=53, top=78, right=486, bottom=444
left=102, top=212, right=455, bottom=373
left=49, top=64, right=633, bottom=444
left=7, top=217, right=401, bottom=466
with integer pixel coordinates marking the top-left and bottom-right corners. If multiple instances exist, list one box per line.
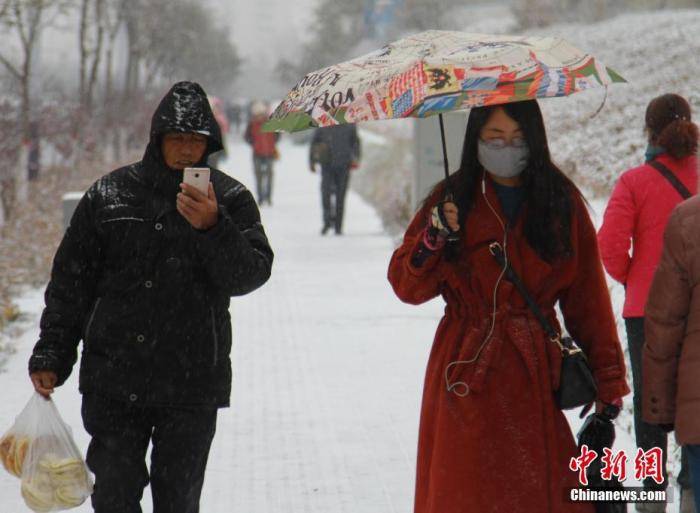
left=161, top=132, right=208, bottom=170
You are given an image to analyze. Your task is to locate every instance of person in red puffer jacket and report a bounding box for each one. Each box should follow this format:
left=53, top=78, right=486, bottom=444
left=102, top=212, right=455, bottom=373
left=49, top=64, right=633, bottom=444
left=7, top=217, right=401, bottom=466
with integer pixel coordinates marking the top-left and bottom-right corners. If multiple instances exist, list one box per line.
left=598, top=93, right=698, bottom=513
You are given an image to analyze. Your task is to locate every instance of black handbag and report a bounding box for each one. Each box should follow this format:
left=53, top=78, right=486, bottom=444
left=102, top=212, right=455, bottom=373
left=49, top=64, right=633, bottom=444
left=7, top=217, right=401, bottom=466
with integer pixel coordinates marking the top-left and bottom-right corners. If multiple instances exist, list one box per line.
left=489, top=242, right=598, bottom=410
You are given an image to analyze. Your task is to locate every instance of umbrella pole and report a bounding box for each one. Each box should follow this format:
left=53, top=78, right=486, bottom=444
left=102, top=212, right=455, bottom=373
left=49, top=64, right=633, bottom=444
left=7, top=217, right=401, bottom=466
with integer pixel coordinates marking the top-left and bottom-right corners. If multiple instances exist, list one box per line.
left=438, top=113, right=451, bottom=197
left=438, top=113, right=460, bottom=243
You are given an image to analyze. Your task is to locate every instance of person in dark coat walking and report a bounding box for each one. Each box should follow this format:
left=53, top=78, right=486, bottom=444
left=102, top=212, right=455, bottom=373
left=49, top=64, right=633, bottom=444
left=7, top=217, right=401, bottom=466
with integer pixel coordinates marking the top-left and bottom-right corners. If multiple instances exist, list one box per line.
left=27, top=81, right=273, bottom=513
left=309, top=124, right=361, bottom=235
left=598, top=93, right=698, bottom=513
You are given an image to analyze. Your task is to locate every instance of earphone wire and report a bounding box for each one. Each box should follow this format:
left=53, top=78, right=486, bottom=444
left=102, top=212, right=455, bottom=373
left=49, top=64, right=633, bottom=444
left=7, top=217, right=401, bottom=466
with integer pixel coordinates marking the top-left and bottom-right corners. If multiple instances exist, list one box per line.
left=445, top=176, right=509, bottom=397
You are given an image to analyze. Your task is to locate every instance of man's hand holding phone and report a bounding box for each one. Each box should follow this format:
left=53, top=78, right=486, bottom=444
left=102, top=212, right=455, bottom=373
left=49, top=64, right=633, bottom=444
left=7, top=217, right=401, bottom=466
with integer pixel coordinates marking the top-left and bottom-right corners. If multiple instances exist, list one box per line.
left=178, top=170, right=219, bottom=230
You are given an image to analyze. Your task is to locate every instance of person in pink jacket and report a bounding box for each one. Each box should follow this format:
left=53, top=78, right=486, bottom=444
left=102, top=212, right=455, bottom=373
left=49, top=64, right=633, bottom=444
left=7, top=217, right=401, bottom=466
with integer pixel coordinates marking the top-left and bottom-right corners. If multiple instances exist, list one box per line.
left=598, top=93, right=698, bottom=513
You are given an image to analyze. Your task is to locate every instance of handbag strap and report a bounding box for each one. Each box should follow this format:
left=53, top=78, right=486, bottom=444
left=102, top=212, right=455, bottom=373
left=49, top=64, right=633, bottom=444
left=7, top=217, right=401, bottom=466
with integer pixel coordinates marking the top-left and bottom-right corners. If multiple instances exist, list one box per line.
left=488, top=242, right=563, bottom=348
left=649, top=160, right=692, bottom=200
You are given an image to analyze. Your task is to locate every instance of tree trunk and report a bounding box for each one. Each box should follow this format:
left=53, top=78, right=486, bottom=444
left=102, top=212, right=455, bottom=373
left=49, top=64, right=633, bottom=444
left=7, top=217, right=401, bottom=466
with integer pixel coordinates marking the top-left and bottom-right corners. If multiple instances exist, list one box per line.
left=19, top=38, right=32, bottom=191
left=79, top=0, right=88, bottom=104
left=0, top=185, right=6, bottom=228
left=85, top=0, right=104, bottom=114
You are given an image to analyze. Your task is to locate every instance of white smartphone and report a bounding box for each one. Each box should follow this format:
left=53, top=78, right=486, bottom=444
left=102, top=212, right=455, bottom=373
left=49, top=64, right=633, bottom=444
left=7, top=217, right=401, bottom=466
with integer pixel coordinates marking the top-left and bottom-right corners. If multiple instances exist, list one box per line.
left=183, top=167, right=210, bottom=195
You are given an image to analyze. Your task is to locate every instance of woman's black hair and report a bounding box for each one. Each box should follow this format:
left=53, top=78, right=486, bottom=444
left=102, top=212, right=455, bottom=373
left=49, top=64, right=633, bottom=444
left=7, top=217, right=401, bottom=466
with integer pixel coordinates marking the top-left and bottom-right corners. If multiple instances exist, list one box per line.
left=424, top=100, right=583, bottom=263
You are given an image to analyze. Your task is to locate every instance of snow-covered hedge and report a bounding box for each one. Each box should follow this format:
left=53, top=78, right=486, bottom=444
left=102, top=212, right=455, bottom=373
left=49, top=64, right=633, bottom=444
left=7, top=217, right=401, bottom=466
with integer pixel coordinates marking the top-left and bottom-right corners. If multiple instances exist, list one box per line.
left=540, top=10, right=700, bottom=195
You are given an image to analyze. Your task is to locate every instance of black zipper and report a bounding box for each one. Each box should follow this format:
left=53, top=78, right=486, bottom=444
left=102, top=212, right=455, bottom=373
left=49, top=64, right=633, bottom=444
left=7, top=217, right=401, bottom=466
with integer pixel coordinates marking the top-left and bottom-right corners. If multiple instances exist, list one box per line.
left=84, top=298, right=102, bottom=345
left=210, top=306, right=218, bottom=366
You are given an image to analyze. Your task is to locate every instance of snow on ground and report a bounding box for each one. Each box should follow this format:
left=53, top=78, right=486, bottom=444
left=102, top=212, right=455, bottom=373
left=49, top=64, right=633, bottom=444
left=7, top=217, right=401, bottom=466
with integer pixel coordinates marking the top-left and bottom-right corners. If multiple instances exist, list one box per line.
left=0, top=136, right=682, bottom=512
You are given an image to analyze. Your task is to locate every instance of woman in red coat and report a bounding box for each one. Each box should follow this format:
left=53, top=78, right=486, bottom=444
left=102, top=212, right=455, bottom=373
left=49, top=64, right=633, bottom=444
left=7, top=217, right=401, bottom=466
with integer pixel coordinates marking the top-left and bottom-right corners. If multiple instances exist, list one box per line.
left=388, top=100, right=630, bottom=513
left=597, top=93, right=698, bottom=510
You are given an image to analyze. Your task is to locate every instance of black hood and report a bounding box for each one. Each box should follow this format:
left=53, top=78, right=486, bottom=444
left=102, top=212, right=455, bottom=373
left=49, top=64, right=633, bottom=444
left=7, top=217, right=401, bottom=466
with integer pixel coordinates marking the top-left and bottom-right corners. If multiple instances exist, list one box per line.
left=141, top=81, right=223, bottom=196
left=149, top=81, right=223, bottom=154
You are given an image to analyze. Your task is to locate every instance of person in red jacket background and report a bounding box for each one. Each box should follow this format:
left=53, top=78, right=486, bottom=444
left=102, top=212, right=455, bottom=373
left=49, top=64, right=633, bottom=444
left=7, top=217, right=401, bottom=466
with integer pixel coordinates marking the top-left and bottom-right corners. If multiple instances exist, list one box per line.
left=598, top=93, right=698, bottom=513
left=245, top=101, right=280, bottom=206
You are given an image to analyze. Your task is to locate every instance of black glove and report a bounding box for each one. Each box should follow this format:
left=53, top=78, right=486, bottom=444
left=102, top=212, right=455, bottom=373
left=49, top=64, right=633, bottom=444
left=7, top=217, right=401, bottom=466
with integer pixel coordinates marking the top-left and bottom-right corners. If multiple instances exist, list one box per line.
left=600, top=402, right=621, bottom=421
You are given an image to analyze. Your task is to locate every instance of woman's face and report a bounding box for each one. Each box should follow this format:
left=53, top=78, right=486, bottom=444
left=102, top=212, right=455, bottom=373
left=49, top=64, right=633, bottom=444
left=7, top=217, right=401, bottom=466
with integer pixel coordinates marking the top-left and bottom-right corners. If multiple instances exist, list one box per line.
left=479, top=107, right=525, bottom=147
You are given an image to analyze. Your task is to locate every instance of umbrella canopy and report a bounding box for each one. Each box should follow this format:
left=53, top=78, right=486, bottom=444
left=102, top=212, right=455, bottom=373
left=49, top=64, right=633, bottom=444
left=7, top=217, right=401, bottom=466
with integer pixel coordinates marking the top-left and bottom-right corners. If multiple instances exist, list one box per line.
left=264, top=30, right=626, bottom=133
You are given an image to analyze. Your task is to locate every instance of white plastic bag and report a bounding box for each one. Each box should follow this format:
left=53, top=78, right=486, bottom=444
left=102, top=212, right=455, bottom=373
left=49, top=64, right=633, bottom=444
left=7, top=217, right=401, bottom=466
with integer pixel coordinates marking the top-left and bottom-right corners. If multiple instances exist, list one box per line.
left=0, top=393, right=93, bottom=512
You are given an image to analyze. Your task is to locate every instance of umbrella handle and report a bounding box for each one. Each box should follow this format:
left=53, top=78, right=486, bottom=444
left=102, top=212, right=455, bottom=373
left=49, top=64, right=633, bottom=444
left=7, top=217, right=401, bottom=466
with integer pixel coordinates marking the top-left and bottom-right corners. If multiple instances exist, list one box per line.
left=439, top=113, right=451, bottom=188
left=441, top=192, right=460, bottom=243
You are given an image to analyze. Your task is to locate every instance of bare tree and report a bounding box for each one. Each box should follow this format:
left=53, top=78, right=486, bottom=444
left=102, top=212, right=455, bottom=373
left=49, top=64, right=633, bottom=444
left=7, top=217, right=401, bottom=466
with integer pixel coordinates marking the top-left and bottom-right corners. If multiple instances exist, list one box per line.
left=102, top=0, right=125, bottom=104
left=0, top=0, right=50, bottom=215
left=278, top=0, right=365, bottom=79
left=0, top=0, right=71, bottom=221
left=122, top=0, right=143, bottom=102
left=139, top=0, right=240, bottom=94
left=78, top=0, right=104, bottom=114
left=0, top=1, right=48, bottom=152
left=102, top=0, right=126, bottom=160
left=0, top=0, right=12, bottom=18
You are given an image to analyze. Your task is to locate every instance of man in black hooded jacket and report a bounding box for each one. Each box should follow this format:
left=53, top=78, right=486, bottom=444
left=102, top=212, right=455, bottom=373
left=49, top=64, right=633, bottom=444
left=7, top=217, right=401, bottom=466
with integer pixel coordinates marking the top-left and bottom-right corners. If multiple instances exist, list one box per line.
left=27, top=81, right=273, bottom=513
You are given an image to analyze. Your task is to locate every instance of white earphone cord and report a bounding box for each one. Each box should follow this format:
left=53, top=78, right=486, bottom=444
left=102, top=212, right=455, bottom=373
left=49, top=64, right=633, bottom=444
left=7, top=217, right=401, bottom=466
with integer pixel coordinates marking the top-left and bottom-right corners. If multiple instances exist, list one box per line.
left=445, top=178, right=508, bottom=397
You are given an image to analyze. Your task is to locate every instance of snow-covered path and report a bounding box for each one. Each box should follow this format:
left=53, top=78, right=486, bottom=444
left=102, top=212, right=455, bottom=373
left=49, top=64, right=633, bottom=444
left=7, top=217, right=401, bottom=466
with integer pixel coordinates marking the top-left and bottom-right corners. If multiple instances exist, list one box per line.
left=0, top=136, right=681, bottom=512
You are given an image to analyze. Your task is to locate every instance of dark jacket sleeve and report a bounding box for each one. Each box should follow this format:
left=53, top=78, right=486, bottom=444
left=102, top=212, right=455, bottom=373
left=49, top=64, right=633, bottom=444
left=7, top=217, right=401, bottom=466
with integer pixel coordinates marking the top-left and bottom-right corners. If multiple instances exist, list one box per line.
left=196, top=185, right=273, bottom=297
left=244, top=122, right=253, bottom=145
left=643, top=208, right=690, bottom=425
left=387, top=203, right=444, bottom=305
left=29, top=192, right=101, bottom=385
left=309, top=129, right=322, bottom=167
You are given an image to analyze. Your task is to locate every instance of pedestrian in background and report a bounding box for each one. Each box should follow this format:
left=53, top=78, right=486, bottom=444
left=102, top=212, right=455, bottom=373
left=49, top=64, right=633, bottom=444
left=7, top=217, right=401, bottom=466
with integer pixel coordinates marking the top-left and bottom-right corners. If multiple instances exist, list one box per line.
left=309, top=124, right=361, bottom=235
left=245, top=101, right=279, bottom=206
left=226, top=102, right=242, bottom=134
left=598, top=93, right=698, bottom=513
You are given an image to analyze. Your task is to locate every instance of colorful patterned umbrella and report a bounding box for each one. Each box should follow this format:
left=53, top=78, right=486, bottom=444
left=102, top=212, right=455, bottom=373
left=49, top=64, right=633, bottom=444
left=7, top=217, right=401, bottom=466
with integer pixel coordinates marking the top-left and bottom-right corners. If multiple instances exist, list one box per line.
left=264, top=30, right=626, bottom=133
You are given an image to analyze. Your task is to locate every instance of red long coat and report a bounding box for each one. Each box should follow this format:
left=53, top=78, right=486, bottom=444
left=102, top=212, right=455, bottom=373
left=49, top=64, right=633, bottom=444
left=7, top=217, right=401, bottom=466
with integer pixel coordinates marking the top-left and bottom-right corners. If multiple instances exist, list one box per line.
left=388, top=179, right=630, bottom=513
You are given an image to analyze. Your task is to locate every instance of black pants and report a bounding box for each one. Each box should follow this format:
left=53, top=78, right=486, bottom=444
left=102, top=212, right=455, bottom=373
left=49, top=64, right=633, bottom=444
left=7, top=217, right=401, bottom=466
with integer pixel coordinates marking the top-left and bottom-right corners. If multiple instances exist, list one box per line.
left=625, top=317, right=691, bottom=490
left=253, top=156, right=274, bottom=204
left=320, top=164, right=350, bottom=233
left=81, top=394, right=218, bottom=513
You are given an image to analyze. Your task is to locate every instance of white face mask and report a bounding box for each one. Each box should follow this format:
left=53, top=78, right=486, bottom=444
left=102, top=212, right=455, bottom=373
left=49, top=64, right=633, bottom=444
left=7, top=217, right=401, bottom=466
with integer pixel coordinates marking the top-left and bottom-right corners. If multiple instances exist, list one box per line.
left=477, top=138, right=530, bottom=178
